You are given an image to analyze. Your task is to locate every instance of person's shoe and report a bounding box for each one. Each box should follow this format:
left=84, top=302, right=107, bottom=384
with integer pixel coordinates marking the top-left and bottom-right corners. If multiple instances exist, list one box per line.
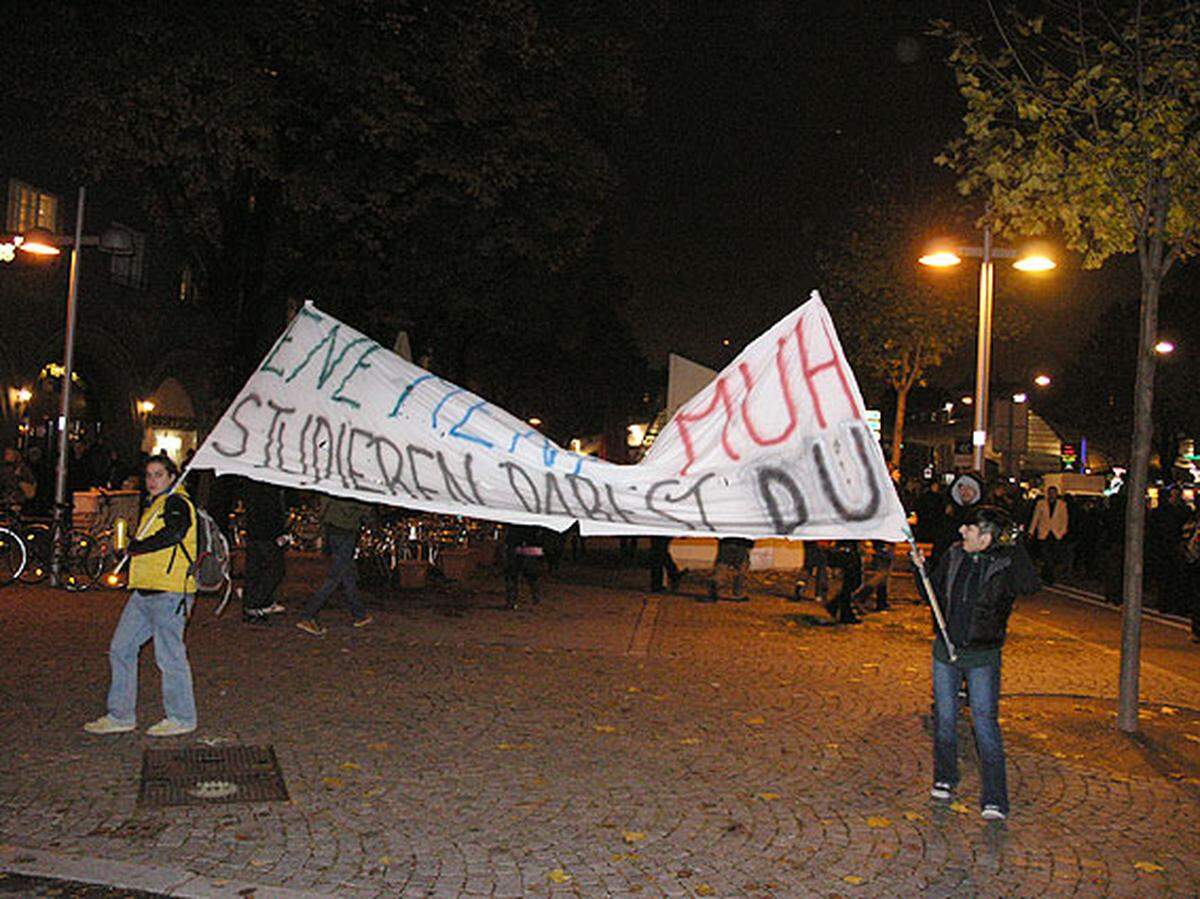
left=668, top=572, right=683, bottom=593
left=728, top=595, right=749, bottom=603
left=260, top=602, right=286, bottom=615
left=296, top=619, right=326, bottom=636
left=981, top=805, right=1007, bottom=820
left=352, top=614, right=374, bottom=628
left=930, top=782, right=953, bottom=800
left=243, top=612, right=271, bottom=626
left=83, top=715, right=136, bottom=735
left=146, top=718, right=196, bottom=737
left=875, top=601, right=891, bottom=612
left=838, top=615, right=861, bottom=625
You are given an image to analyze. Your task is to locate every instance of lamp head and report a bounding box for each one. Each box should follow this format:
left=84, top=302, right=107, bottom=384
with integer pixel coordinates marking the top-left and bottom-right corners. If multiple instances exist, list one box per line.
left=17, top=227, right=61, bottom=256
left=98, top=226, right=133, bottom=256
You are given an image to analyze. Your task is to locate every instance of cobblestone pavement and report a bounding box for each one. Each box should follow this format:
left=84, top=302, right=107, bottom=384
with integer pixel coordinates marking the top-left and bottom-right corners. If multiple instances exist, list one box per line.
left=2, top=555, right=1199, bottom=897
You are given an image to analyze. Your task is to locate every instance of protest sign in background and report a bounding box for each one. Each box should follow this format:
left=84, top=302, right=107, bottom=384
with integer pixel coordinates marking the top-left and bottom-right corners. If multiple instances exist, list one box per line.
left=191, top=291, right=908, bottom=540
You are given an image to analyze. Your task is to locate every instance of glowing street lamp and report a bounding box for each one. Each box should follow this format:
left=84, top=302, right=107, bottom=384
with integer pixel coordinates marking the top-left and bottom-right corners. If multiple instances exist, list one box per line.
left=920, top=226, right=1056, bottom=473
left=1034, top=374, right=1052, bottom=387
left=1012, top=392, right=1028, bottom=404
left=1154, top=340, right=1175, bottom=355
left=19, top=188, right=132, bottom=586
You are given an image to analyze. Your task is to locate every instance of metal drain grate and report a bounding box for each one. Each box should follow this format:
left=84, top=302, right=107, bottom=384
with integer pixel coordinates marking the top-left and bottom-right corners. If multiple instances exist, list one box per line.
left=138, top=744, right=289, bottom=807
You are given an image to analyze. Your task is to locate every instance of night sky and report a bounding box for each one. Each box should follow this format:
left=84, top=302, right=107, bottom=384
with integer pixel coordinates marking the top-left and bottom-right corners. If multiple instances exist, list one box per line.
left=612, top=1, right=1123, bottom=394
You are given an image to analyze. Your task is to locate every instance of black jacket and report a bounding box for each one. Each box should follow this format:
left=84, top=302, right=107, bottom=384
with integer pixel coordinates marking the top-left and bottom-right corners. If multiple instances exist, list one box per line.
left=921, top=541, right=1040, bottom=651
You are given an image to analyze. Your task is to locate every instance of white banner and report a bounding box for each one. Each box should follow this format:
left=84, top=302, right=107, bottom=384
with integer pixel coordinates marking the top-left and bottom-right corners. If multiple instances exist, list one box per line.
left=191, top=291, right=908, bottom=540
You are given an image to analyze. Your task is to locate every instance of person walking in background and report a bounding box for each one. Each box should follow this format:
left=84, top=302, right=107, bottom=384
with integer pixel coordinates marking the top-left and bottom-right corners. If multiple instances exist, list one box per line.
left=704, top=537, right=752, bottom=603
left=241, top=479, right=288, bottom=625
left=1029, top=486, right=1069, bottom=585
left=84, top=454, right=199, bottom=737
left=914, top=505, right=1040, bottom=820
left=296, top=495, right=373, bottom=635
left=504, top=524, right=546, bottom=609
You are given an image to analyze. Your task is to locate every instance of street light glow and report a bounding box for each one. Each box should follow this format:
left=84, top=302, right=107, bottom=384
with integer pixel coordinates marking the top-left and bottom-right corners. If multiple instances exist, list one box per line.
left=918, top=250, right=962, bottom=268
left=1012, top=254, right=1056, bottom=272
left=15, top=387, right=32, bottom=404
left=1034, top=374, right=1051, bottom=387
left=960, top=396, right=973, bottom=405
left=18, top=227, right=61, bottom=256
left=1012, top=392, right=1028, bottom=403
left=1155, top=340, right=1175, bottom=355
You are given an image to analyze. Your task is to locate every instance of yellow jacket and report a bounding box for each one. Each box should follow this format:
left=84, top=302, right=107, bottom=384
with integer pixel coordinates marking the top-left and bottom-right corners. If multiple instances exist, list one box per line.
left=128, top=488, right=199, bottom=593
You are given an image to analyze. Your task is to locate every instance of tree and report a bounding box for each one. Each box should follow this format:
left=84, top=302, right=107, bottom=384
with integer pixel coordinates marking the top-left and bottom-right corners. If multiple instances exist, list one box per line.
left=933, top=1, right=1200, bottom=731
left=10, top=1, right=656, bottom=395
left=822, top=194, right=977, bottom=471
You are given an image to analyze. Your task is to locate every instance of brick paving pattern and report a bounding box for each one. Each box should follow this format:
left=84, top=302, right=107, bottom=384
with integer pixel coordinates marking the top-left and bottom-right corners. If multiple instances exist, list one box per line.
left=1, top=554, right=1198, bottom=897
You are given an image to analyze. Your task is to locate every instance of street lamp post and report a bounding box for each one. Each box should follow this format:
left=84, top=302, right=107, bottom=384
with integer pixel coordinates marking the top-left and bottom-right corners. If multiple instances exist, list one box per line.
left=19, top=187, right=131, bottom=586
left=920, top=224, right=1054, bottom=475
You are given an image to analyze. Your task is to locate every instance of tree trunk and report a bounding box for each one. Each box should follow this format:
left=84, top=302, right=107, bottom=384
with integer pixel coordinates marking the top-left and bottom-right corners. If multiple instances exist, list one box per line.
left=1117, top=247, right=1165, bottom=733
left=889, top=385, right=909, bottom=472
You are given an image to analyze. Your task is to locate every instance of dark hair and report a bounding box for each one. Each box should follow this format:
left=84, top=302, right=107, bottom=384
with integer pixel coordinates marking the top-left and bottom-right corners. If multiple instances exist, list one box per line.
left=145, top=453, right=179, bottom=478
left=965, top=504, right=1013, bottom=545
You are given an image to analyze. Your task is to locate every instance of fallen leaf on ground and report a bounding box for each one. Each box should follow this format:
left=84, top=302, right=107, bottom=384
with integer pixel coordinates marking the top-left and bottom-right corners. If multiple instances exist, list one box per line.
left=363, top=787, right=385, bottom=798
left=367, top=742, right=390, bottom=751
left=843, top=874, right=865, bottom=885
left=866, top=816, right=891, bottom=828
left=594, top=724, right=617, bottom=734
left=825, top=742, right=840, bottom=750
left=1030, top=733, right=1049, bottom=740
left=626, top=686, right=642, bottom=693
left=695, top=885, right=715, bottom=896
left=495, top=741, right=535, bottom=751
left=901, top=811, right=924, bottom=822
left=547, top=868, right=572, bottom=884
left=339, top=762, right=361, bottom=771
left=378, top=855, right=392, bottom=866
left=610, top=852, right=640, bottom=862
left=1160, top=706, right=1177, bottom=715
left=249, top=858, right=270, bottom=868
left=756, top=792, right=781, bottom=801
left=1133, top=861, right=1164, bottom=873
left=744, top=716, right=766, bottom=726
left=1183, top=734, right=1200, bottom=743
left=949, top=802, right=971, bottom=814
left=623, top=831, right=646, bottom=843
left=678, top=737, right=701, bottom=745
left=320, top=777, right=343, bottom=789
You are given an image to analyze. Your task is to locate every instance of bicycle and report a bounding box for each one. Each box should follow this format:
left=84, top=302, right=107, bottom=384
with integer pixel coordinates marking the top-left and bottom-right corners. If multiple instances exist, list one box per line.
left=0, top=523, right=28, bottom=586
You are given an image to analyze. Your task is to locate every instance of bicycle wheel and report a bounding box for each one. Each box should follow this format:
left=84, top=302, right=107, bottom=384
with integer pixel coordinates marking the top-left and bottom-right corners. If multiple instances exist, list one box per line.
left=18, top=523, right=50, bottom=583
left=60, top=528, right=97, bottom=591
left=0, top=526, right=27, bottom=585
left=82, top=531, right=125, bottom=589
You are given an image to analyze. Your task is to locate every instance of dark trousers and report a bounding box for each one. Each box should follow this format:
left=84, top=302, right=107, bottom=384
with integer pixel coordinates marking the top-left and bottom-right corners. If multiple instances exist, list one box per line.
left=1036, top=537, right=1060, bottom=585
left=304, top=530, right=365, bottom=620
left=505, top=554, right=543, bottom=606
left=826, top=546, right=861, bottom=622
left=244, top=538, right=285, bottom=610
left=648, top=536, right=680, bottom=592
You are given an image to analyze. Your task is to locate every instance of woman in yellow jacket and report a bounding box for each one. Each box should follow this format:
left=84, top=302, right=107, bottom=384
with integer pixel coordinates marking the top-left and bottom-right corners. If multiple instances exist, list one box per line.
left=84, top=454, right=199, bottom=737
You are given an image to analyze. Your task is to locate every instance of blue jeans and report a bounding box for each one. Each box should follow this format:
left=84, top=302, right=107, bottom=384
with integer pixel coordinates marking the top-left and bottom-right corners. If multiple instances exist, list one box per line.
left=304, top=530, right=365, bottom=620
left=107, top=590, right=196, bottom=726
left=932, top=655, right=1008, bottom=813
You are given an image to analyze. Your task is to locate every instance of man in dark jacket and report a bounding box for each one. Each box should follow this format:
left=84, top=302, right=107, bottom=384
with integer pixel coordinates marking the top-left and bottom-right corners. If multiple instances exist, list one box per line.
left=296, top=496, right=373, bottom=635
left=914, top=505, right=1039, bottom=820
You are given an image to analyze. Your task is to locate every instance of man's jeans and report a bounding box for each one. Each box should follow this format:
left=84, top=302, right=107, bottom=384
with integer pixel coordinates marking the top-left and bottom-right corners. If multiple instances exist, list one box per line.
left=304, top=530, right=365, bottom=620
left=932, top=655, right=1008, bottom=814
left=107, top=590, right=196, bottom=726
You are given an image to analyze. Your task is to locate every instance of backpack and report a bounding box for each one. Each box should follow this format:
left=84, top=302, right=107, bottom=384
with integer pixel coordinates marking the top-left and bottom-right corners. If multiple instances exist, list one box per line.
left=179, top=502, right=233, bottom=610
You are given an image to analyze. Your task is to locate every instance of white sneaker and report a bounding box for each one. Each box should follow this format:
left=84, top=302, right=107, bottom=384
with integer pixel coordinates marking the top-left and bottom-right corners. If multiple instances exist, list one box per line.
left=83, top=715, right=136, bottom=735
left=261, top=602, right=286, bottom=615
left=146, top=718, right=196, bottom=737
left=981, top=805, right=1007, bottom=820
left=930, top=782, right=953, bottom=800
